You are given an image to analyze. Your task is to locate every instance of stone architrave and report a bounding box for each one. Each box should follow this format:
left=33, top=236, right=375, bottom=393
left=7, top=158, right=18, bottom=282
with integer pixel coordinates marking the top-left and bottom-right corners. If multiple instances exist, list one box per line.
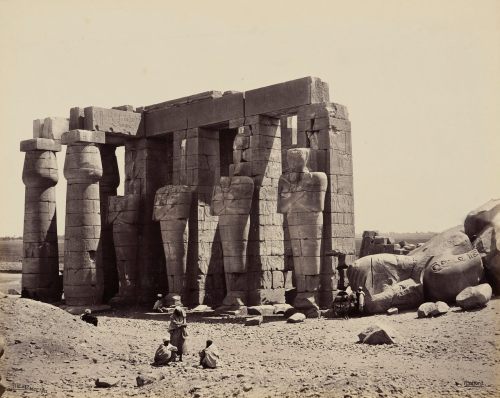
left=20, top=138, right=62, bottom=302
left=62, top=130, right=105, bottom=306
left=211, top=176, right=254, bottom=307
left=108, top=194, right=140, bottom=304
left=153, top=185, right=192, bottom=306
left=277, top=148, right=327, bottom=309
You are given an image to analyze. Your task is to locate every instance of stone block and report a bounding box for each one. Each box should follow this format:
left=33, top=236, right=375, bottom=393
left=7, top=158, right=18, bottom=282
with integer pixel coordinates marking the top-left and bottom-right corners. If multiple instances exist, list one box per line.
left=187, top=92, right=244, bottom=128
left=20, top=138, right=61, bottom=152
left=84, top=107, right=143, bottom=135
left=245, top=77, right=329, bottom=116
left=33, top=117, right=69, bottom=140
left=145, top=106, right=188, bottom=136
left=61, top=130, right=105, bottom=145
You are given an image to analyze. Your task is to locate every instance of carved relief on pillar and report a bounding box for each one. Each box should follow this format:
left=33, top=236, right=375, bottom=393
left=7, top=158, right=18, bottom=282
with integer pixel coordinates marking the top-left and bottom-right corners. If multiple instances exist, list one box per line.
left=153, top=185, right=192, bottom=306
left=107, top=194, right=140, bottom=305
left=211, top=176, right=254, bottom=307
left=277, top=148, right=327, bottom=309
left=21, top=139, right=61, bottom=302
left=62, top=131, right=105, bottom=306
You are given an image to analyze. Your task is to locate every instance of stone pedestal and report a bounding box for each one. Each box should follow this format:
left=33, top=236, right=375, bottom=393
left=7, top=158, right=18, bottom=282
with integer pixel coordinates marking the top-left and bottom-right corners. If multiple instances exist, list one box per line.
left=108, top=194, right=140, bottom=304
left=211, top=176, right=254, bottom=306
left=153, top=185, right=192, bottom=306
left=278, top=148, right=327, bottom=309
left=62, top=130, right=105, bottom=306
left=20, top=138, right=62, bottom=302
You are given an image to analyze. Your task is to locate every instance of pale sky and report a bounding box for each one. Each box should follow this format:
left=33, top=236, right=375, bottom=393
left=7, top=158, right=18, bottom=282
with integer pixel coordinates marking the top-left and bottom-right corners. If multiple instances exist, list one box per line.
left=0, top=0, right=499, bottom=237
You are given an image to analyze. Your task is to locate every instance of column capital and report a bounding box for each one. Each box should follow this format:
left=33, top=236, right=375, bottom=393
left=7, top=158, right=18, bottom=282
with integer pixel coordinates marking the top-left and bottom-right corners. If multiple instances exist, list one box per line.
left=20, top=138, right=61, bottom=152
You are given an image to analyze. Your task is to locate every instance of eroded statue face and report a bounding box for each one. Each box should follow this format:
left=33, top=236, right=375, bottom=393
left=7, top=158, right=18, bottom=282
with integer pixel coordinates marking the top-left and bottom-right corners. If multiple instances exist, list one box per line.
left=287, top=148, right=309, bottom=173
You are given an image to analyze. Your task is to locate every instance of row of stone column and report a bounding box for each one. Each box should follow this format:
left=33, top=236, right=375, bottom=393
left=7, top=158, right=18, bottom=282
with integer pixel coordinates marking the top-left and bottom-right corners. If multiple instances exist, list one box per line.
left=20, top=130, right=122, bottom=306
left=151, top=147, right=327, bottom=310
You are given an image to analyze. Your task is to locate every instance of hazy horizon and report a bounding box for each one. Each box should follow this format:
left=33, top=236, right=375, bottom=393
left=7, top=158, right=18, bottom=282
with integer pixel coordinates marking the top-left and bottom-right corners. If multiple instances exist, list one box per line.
left=1, top=0, right=498, bottom=237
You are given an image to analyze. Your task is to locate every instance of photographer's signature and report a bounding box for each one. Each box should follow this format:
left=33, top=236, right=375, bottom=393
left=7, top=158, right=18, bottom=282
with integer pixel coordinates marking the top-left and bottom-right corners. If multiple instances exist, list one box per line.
left=10, top=382, right=47, bottom=393
left=464, top=380, right=484, bottom=388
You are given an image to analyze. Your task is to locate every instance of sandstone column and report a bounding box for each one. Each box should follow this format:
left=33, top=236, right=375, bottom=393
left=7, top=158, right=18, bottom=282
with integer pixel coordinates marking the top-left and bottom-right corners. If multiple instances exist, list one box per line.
left=62, top=130, right=105, bottom=306
left=278, top=148, right=327, bottom=309
left=108, top=194, right=140, bottom=305
left=20, top=138, right=62, bottom=302
left=153, top=185, right=192, bottom=306
left=98, top=145, right=120, bottom=301
left=211, top=176, right=254, bottom=307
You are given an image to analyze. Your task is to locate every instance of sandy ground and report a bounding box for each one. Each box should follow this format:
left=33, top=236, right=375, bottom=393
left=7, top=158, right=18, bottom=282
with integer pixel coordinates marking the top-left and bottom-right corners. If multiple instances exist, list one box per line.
left=0, top=293, right=499, bottom=398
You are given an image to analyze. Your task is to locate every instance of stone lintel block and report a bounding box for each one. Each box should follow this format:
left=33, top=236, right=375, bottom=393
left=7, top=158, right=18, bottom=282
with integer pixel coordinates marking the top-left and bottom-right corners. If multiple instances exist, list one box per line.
left=20, top=138, right=61, bottom=152
left=144, top=90, right=223, bottom=112
left=245, top=77, right=329, bottom=116
left=61, top=130, right=106, bottom=145
left=84, top=107, right=143, bottom=136
left=187, top=92, right=244, bottom=128
left=33, top=117, right=69, bottom=140
left=145, top=105, right=188, bottom=137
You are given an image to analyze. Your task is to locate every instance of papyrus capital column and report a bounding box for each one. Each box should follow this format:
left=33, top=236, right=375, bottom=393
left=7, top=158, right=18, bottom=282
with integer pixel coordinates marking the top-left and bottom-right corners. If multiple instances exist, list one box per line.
left=20, top=138, right=62, bottom=302
left=62, top=130, right=105, bottom=306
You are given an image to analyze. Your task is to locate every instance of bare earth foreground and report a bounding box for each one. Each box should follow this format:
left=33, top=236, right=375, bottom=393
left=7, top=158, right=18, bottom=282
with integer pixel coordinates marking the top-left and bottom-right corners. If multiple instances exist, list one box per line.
left=0, top=295, right=499, bottom=398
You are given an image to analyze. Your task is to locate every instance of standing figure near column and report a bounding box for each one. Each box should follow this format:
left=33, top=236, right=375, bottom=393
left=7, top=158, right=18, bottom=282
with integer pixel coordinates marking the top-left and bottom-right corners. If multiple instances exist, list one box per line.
left=108, top=194, right=140, bottom=305
left=20, top=138, right=62, bottom=302
left=153, top=185, right=192, bottom=307
left=278, top=148, right=327, bottom=310
left=211, top=176, right=254, bottom=307
left=62, top=130, right=105, bottom=306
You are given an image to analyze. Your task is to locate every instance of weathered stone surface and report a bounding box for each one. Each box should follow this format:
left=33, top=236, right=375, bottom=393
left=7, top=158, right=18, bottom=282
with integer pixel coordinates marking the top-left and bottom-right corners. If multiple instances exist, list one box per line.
left=84, top=107, right=143, bottom=136
left=278, top=148, right=327, bottom=309
left=423, top=249, right=483, bottom=302
left=430, top=301, right=449, bottom=316
left=211, top=176, right=253, bottom=306
left=358, top=324, right=397, bottom=345
left=153, top=185, right=192, bottom=305
left=20, top=138, right=61, bottom=152
left=273, top=303, right=294, bottom=315
left=63, top=143, right=103, bottom=306
left=386, top=307, right=398, bottom=315
left=33, top=117, right=69, bottom=140
left=348, top=254, right=423, bottom=314
left=245, top=315, right=263, bottom=326
left=456, top=283, right=492, bottom=310
left=108, top=194, right=140, bottom=304
left=247, top=305, right=275, bottom=316
left=61, top=130, right=106, bottom=145
left=286, top=312, right=306, bottom=323
left=245, top=77, right=329, bottom=116
left=409, top=226, right=473, bottom=271
left=473, top=225, right=500, bottom=293
left=464, top=199, right=500, bottom=239
left=417, top=302, right=437, bottom=318
left=21, top=148, right=61, bottom=302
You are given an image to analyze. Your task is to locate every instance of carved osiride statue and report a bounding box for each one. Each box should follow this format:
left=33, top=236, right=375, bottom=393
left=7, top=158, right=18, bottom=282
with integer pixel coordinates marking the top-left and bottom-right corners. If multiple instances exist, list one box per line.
left=211, top=176, right=254, bottom=307
left=278, top=148, right=327, bottom=309
left=153, top=185, right=192, bottom=306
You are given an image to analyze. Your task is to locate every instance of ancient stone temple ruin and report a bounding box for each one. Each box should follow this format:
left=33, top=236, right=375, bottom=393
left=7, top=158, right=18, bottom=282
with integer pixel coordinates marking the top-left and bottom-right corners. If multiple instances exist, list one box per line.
left=20, top=77, right=355, bottom=310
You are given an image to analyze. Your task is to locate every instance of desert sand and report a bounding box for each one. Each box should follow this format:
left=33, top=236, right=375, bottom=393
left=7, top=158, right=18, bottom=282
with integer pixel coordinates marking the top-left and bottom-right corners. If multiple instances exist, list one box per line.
left=0, top=294, right=498, bottom=398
